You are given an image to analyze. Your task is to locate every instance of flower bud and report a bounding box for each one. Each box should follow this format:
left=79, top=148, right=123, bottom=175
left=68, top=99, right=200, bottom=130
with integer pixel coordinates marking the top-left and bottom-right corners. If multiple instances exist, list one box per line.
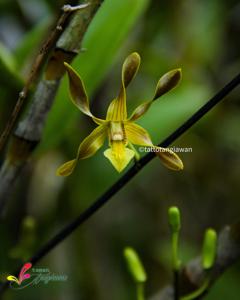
left=124, top=247, right=147, bottom=283
left=202, top=228, right=217, bottom=269
left=168, top=206, right=181, bottom=233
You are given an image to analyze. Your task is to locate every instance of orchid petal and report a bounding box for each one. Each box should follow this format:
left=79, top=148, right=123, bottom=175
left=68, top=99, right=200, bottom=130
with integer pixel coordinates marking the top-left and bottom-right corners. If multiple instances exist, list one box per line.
left=64, top=62, right=104, bottom=125
left=129, top=69, right=182, bottom=121
left=56, top=125, right=107, bottom=176
left=104, top=141, right=135, bottom=172
left=128, top=100, right=152, bottom=122
left=155, top=148, right=184, bottom=171
left=153, top=68, right=182, bottom=100
left=125, top=122, right=153, bottom=146
left=106, top=98, right=122, bottom=121
left=125, top=122, right=183, bottom=171
left=106, top=52, right=140, bottom=121
left=76, top=124, right=107, bottom=159
left=56, top=159, right=77, bottom=177
left=122, top=52, right=141, bottom=88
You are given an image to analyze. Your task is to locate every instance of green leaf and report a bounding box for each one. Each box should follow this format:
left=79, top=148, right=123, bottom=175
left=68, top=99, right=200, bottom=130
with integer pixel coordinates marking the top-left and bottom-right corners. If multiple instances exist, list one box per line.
left=40, top=0, right=150, bottom=152
left=0, top=42, right=23, bottom=90
left=14, top=17, right=51, bottom=68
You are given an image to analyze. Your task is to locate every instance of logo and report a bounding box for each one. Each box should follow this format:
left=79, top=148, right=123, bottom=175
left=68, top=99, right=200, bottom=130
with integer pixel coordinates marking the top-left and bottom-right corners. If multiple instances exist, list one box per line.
left=6, top=263, right=68, bottom=289
left=7, top=263, right=32, bottom=286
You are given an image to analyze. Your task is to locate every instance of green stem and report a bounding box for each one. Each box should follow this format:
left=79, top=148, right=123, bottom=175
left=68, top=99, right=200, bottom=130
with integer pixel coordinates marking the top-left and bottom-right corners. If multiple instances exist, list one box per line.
left=172, top=232, right=180, bottom=300
left=129, top=142, right=140, bottom=161
left=172, top=232, right=180, bottom=271
left=136, top=283, right=145, bottom=300
left=180, top=278, right=210, bottom=300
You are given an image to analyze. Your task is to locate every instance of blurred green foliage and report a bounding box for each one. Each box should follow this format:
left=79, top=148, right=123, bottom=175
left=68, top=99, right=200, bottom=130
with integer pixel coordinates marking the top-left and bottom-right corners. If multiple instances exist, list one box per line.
left=0, top=0, right=240, bottom=300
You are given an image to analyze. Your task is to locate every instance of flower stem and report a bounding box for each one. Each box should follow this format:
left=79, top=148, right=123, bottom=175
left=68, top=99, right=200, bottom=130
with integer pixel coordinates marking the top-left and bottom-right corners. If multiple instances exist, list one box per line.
left=172, top=232, right=180, bottom=300
left=172, top=232, right=180, bottom=271
left=129, top=142, right=141, bottom=161
left=137, top=283, right=145, bottom=300
left=180, top=278, right=210, bottom=300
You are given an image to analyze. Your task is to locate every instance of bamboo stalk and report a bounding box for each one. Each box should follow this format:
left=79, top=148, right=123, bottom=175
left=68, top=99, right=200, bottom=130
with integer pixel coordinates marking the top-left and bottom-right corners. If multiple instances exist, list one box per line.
left=0, top=0, right=104, bottom=216
left=0, top=3, right=88, bottom=151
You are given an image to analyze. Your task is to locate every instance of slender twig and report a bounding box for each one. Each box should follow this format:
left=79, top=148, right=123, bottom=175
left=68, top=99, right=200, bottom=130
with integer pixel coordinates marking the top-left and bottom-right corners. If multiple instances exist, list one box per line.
left=174, top=270, right=179, bottom=300
left=171, top=225, right=180, bottom=300
left=0, top=73, right=239, bottom=295
left=137, top=283, right=145, bottom=300
left=0, top=3, right=89, bottom=152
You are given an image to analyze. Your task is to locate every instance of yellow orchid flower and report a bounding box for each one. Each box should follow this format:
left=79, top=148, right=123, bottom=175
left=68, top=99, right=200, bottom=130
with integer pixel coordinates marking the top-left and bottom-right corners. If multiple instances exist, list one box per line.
left=56, top=52, right=184, bottom=176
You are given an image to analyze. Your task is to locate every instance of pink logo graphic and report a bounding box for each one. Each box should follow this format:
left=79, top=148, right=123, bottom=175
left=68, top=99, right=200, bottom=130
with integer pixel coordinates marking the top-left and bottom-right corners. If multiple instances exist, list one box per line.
left=7, top=262, right=32, bottom=285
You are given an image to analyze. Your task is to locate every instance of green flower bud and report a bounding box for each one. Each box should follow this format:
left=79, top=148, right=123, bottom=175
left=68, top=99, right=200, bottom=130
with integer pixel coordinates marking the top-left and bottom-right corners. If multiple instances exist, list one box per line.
left=168, top=206, right=181, bottom=233
left=202, top=228, right=217, bottom=269
left=124, top=247, right=147, bottom=283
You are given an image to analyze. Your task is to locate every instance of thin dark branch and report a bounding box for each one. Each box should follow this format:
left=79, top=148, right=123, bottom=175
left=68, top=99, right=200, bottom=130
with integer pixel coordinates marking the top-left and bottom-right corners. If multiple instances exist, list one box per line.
left=1, top=72, right=240, bottom=294
left=174, top=270, right=179, bottom=300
